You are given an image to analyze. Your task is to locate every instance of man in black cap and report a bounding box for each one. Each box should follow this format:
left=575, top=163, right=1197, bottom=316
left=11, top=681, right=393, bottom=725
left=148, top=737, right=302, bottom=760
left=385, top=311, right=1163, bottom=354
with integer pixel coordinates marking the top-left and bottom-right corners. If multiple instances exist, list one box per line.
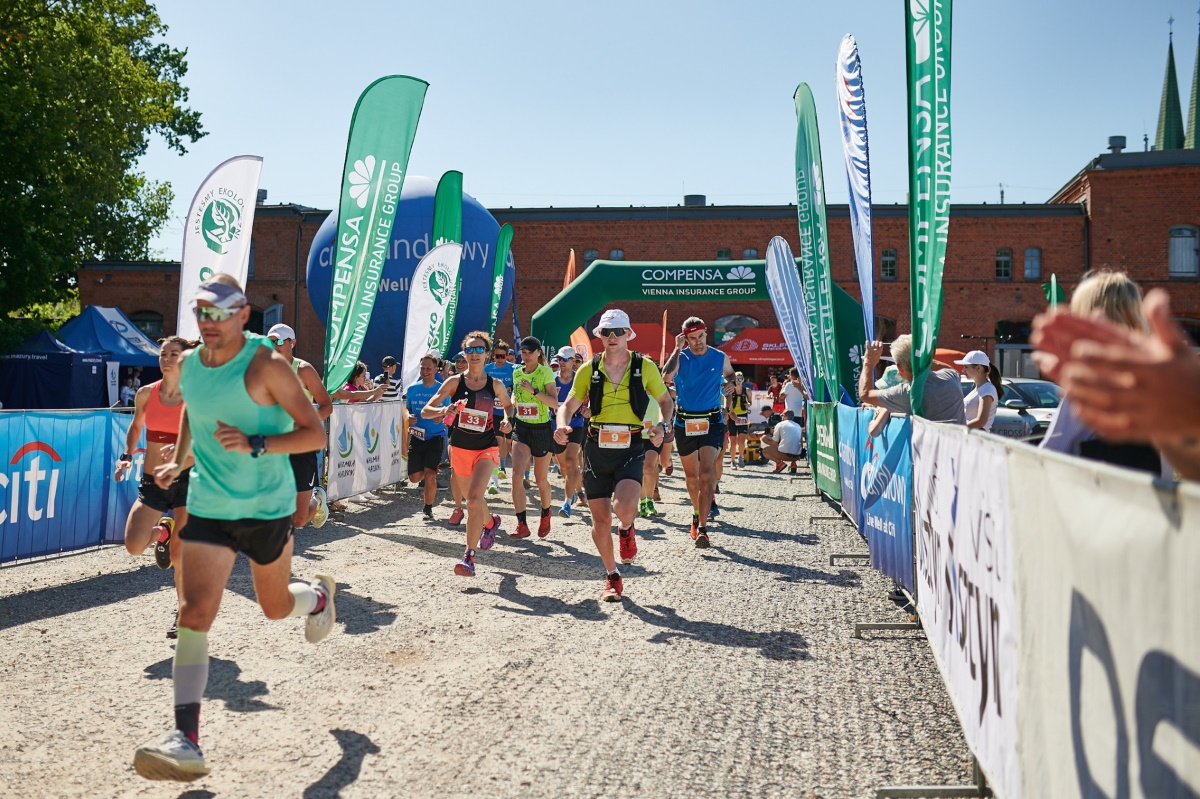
left=374, top=355, right=402, bottom=401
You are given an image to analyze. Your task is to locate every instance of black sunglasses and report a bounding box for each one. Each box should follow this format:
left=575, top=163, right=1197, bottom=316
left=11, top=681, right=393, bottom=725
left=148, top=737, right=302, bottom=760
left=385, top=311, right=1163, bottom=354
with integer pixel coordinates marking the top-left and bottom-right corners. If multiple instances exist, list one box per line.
left=599, top=328, right=627, bottom=338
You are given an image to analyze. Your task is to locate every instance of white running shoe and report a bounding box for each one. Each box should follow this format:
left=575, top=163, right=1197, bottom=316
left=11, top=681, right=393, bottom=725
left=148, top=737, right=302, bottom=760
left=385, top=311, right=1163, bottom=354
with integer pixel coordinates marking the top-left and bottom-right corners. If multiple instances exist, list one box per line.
left=311, top=487, right=329, bottom=529
left=305, top=574, right=337, bottom=644
left=133, top=730, right=210, bottom=782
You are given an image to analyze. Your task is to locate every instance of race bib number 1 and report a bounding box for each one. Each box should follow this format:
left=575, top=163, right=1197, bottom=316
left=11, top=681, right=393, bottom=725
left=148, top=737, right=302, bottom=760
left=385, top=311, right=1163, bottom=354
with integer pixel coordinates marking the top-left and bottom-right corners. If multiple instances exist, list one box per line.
left=685, top=418, right=710, bottom=437
left=598, top=425, right=632, bottom=449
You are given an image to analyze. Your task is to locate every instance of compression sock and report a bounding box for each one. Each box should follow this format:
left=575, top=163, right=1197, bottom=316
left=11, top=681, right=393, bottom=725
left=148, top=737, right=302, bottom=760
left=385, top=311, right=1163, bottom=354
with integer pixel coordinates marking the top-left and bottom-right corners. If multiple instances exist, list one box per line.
left=172, top=627, right=209, bottom=744
left=287, top=581, right=326, bottom=617
left=541, top=506, right=551, bottom=517
left=423, top=503, right=433, bottom=515
left=516, top=510, right=528, bottom=525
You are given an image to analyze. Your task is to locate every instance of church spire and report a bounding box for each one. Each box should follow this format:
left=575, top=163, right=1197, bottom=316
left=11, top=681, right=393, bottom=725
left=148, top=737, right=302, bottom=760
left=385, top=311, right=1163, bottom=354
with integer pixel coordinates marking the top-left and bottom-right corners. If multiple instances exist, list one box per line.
left=1157, top=21, right=1186, bottom=150
left=1187, top=8, right=1200, bottom=147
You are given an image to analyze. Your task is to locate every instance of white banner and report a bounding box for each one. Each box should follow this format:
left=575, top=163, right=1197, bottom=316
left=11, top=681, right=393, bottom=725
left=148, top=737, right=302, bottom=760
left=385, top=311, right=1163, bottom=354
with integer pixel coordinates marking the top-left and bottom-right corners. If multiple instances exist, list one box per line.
left=1007, top=443, right=1200, bottom=797
left=747, top=390, right=772, bottom=424
left=326, top=401, right=406, bottom=501
left=401, top=242, right=463, bottom=391
left=95, top=307, right=163, bottom=360
left=913, top=419, right=1020, bottom=798
left=105, top=361, right=120, bottom=407
left=176, top=155, right=263, bottom=341
left=764, top=236, right=816, bottom=400
left=835, top=33, right=876, bottom=342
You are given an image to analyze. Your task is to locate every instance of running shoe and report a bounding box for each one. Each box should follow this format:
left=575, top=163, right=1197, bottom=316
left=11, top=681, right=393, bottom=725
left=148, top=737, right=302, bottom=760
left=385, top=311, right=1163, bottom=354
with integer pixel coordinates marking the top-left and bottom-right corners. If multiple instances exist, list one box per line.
left=487, top=483, right=499, bottom=496
left=653, top=487, right=661, bottom=502
left=153, top=517, right=174, bottom=570
left=695, top=531, right=710, bottom=549
left=480, top=515, right=501, bottom=549
left=773, top=462, right=787, bottom=474
left=305, top=574, right=337, bottom=644
left=664, top=464, right=674, bottom=476
left=558, top=499, right=572, bottom=518
left=601, top=571, right=624, bottom=602
left=618, top=523, right=637, bottom=564
left=637, top=498, right=648, bottom=518
left=133, top=730, right=209, bottom=782
left=311, top=486, right=329, bottom=528
left=644, top=499, right=658, bottom=517
left=789, top=463, right=798, bottom=474
left=575, top=493, right=587, bottom=507
left=731, top=461, right=739, bottom=470
left=448, top=507, right=465, bottom=526
left=497, top=468, right=508, bottom=480
left=537, top=514, right=551, bottom=538
left=714, top=482, right=721, bottom=494
left=454, top=553, right=476, bottom=577
left=166, top=621, right=177, bottom=640
left=422, top=507, right=434, bottom=522
left=511, top=521, right=532, bottom=539
left=709, top=500, right=720, bottom=519
left=523, top=476, right=532, bottom=489
left=690, top=514, right=700, bottom=541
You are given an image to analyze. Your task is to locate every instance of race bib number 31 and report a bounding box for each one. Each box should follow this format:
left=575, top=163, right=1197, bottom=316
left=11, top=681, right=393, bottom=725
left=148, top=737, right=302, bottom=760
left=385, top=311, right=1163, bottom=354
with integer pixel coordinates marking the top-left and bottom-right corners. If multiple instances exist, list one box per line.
left=599, top=425, right=632, bottom=449
left=516, top=403, right=539, bottom=420
left=685, top=418, right=710, bottom=437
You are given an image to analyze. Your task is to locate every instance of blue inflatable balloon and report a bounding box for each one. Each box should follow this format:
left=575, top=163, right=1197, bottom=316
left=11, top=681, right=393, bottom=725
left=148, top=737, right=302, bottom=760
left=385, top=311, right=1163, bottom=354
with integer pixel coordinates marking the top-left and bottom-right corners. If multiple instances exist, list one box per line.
left=306, top=175, right=514, bottom=374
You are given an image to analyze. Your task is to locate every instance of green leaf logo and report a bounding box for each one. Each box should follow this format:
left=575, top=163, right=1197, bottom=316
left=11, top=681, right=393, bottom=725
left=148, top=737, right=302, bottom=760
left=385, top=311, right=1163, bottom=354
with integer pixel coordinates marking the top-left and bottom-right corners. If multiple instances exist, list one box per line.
left=910, top=0, right=931, bottom=64
left=201, top=197, right=243, bottom=255
left=428, top=268, right=451, bottom=305
left=349, top=156, right=375, bottom=208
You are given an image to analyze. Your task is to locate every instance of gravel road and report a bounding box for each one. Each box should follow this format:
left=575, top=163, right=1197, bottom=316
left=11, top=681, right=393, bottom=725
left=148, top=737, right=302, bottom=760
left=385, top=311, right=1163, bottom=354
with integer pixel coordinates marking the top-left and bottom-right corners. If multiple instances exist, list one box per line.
left=0, top=460, right=972, bottom=798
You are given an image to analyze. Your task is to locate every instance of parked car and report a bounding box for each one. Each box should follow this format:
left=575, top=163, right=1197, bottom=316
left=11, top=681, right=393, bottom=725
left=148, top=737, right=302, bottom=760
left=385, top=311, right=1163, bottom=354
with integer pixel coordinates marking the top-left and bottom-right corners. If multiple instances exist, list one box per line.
left=960, top=377, right=1061, bottom=440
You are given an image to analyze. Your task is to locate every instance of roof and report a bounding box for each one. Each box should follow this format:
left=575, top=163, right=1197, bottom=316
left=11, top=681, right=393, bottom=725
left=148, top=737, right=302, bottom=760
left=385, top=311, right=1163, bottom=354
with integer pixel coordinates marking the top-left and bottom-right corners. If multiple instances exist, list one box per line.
left=491, top=203, right=1083, bottom=223
left=1157, top=36, right=1186, bottom=151
left=56, top=306, right=161, bottom=366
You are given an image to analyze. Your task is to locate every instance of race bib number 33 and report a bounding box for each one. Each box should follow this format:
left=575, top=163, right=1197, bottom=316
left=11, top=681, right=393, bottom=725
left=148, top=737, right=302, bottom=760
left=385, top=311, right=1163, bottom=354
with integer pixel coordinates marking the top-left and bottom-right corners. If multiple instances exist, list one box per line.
left=459, top=409, right=489, bottom=433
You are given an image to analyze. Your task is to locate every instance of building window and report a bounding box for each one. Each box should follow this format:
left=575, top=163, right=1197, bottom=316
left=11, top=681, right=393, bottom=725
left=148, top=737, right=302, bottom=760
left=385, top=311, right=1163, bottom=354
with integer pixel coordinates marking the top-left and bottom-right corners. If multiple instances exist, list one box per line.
left=1169, top=226, right=1199, bottom=277
left=1023, top=247, right=1041, bottom=280
left=609, top=249, right=624, bottom=260
left=164, top=273, right=172, bottom=282
left=995, top=318, right=1032, bottom=345
left=1177, top=318, right=1200, bottom=345
left=129, top=310, right=164, bottom=338
left=716, top=249, right=732, bottom=260
left=583, top=249, right=598, bottom=265
left=742, top=248, right=759, bottom=259
left=713, top=313, right=758, bottom=344
left=995, top=248, right=1013, bottom=280
left=247, top=240, right=256, bottom=281
left=880, top=248, right=897, bottom=280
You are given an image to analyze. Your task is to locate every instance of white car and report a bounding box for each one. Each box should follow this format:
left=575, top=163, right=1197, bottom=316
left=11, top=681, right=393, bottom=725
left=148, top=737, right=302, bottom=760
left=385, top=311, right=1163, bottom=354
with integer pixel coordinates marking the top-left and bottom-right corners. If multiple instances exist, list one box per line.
left=960, top=377, right=1061, bottom=439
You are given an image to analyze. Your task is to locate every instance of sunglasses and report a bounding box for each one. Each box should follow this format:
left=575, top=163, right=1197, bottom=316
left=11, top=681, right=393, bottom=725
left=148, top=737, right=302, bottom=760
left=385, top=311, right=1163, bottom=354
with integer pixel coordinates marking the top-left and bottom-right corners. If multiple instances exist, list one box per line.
left=599, top=328, right=627, bottom=338
left=493, top=353, right=508, bottom=359
left=464, top=346, right=488, bottom=355
left=556, top=356, right=571, bottom=363
left=193, top=305, right=242, bottom=323
left=736, top=378, right=745, bottom=383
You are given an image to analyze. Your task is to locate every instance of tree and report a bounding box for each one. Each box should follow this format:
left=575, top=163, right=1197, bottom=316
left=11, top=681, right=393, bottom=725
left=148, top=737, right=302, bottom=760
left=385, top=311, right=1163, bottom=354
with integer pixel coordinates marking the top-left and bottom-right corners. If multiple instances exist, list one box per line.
left=0, top=0, right=203, bottom=316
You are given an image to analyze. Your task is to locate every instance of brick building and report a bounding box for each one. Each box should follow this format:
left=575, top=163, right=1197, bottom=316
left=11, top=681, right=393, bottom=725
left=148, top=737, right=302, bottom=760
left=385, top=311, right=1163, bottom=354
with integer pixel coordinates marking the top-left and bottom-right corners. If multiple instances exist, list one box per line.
left=78, top=146, right=1200, bottom=379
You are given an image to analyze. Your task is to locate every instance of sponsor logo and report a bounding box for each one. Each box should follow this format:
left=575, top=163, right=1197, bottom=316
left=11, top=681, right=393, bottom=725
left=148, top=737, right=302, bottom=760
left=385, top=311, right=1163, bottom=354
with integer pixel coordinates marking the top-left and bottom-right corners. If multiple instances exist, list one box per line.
left=390, top=419, right=401, bottom=449
left=337, top=426, right=354, bottom=459
left=200, top=193, right=245, bottom=255
left=2, top=441, right=63, bottom=524
left=365, top=422, right=380, bottom=454
left=731, top=338, right=758, bottom=352
left=910, top=0, right=931, bottom=64
left=429, top=268, right=452, bottom=305
left=639, top=265, right=759, bottom=298
left=348, top=155, right=376, bottom=208
left=726, top=266, right=754, bottom=280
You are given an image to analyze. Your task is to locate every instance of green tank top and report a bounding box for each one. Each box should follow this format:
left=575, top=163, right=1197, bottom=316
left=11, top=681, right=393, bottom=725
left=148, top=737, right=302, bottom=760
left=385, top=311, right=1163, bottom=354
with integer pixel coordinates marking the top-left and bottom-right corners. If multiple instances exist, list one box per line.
left=180, top=332, right=296, bottom=520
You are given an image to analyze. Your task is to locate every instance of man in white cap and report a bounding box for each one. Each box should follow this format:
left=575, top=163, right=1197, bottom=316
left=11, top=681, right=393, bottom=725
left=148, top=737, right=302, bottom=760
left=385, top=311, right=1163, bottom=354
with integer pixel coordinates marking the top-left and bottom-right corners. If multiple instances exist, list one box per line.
left=555, top=309, right=673, bottom=602
left=134, top=274, right=336, bottom=783
left=267, top=323, right=333, bottom=528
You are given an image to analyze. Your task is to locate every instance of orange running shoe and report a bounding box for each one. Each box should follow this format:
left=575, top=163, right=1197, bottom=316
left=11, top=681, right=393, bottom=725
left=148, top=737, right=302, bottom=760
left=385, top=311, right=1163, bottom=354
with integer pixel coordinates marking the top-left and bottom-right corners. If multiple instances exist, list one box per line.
left=600, top=571, right=623, bottom=602
left=537, top=513, right=551, bottom=538
left=618, top=523, right=637, bottom=564
left=511, top=521, right=532, bottom=539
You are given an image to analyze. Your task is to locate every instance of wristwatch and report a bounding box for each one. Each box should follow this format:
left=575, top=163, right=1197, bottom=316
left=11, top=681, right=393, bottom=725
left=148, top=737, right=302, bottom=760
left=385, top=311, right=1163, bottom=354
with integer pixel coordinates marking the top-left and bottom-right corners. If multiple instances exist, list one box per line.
left=248, top=435, right=268, bottom=458
left=118, top=452, right=131, bottom=463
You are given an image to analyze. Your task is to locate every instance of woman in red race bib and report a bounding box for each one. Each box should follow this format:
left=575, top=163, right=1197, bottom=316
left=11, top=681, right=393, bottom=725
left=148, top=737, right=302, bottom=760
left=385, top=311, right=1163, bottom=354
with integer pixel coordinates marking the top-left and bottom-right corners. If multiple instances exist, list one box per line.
left=508, top=336, right=560, bottom=539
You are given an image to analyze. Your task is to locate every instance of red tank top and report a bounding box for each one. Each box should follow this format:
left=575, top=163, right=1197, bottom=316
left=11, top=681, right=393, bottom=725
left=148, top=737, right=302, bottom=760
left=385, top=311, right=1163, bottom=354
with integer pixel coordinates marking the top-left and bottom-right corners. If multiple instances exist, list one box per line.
left=144, top=380, right=184, bottom=444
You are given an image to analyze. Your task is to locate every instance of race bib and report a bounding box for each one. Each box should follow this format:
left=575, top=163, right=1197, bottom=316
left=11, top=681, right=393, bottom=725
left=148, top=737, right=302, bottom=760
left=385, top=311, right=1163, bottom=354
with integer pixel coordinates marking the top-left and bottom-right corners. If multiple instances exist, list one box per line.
left=685, top=418, right=710, bottom=437
left=735, top=415, right=749, bottom=426
left=598, top=425, right=632, bottom=449
left=493, top=396, right=504, bottom=410
left=409, top=427, right=425, bottom=441
left=516, top=403, right=539, bottom=420
left=458, top=408, right=489, bottom=433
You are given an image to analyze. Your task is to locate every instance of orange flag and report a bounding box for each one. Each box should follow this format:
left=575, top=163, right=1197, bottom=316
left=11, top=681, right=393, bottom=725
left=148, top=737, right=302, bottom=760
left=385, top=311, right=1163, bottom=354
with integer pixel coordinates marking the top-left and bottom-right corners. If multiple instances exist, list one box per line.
left=564, top=248, right=591, bottom=359
left=659, top=310, right=668, bottom=364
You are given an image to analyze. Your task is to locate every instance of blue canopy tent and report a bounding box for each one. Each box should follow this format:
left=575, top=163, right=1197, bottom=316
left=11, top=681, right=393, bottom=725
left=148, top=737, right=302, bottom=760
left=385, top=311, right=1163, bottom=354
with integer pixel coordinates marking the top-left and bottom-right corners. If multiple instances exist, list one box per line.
left=57, top=306, right=161, bottom=368
left=0, top=331, right=108, bottom=409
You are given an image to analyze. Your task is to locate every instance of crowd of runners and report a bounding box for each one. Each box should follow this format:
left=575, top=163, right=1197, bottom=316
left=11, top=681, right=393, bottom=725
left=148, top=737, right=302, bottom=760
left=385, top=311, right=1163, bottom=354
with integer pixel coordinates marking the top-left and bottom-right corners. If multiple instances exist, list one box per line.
left=117, top=274, right=807, bottom=783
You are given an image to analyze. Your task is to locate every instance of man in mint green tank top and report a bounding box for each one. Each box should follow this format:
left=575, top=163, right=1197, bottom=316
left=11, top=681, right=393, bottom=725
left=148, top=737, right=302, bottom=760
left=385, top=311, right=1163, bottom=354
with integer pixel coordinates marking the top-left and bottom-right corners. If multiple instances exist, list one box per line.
left=133, top=275, right=334, bottom=784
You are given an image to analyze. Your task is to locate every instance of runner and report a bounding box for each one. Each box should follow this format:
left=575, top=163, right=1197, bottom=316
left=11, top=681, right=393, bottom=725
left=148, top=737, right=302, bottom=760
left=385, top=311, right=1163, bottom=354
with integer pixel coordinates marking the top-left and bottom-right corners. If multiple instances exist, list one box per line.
left=725, top=371, right=752, bottom=469
left=423, top=331, right=510, bottom=576
left=116, top=335, right=193, bottom=639
left=552, top=346, right=586, bottom=518
left=446, top=351, right=468, bottom=525
left=133, top=275, right=334, bottom=783
left=485, top=338, right=519, bottom=494
left=639, top=368, right=672, bottom=518
left=662, top=316, right=733, bottom=548
left=266, top=324, right=333, bottom=529
left=555, top=310, right=673, bottom=601
left=509, top=336, right=559, bottom=539
left=405, top=353, right=449, bottom=522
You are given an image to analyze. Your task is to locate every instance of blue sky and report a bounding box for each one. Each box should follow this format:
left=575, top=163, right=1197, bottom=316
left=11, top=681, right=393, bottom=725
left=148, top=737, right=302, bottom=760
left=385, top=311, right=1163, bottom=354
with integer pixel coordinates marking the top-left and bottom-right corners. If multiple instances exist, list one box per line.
left=142, top=0, right=1199, bottom=258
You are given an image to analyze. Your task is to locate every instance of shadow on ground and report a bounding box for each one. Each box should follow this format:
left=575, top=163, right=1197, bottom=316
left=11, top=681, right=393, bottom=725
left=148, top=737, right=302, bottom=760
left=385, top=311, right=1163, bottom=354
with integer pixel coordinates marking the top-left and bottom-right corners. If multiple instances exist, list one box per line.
left=143, top=656, right=276, bottom=712
left=302, top=728, right=380, bottom=799
left=623, top=599, right=810, bottom=660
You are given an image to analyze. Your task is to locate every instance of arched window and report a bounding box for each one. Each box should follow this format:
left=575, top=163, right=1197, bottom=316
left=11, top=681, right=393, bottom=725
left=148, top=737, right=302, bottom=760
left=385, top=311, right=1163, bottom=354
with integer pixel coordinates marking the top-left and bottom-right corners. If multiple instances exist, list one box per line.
left=742, top=248, right=759, bottom=259
left=713, top=314, right=758, bottom=344
left=995, top=248, right=1013, bottom=280
left=1169, top=226, right=1199, bottom=277
left=716, top=248, right=732, bottom=260
left=609, top=248, right=625, bottom=260
left=129, top=310, right=163, bottom=338
left=880, top=248, right=897, bottom=280
left=583, top=248, right=598, bottom=265
left=1023, top=247, right=1041, bottom=280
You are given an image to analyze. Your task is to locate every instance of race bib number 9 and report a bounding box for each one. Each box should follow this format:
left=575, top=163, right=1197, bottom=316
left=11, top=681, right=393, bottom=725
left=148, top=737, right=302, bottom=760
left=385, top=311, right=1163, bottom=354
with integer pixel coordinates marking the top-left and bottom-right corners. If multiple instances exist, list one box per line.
left=516, top=403, right=539, bottom=420
left=459, top=409, right=489, bottom=433
left=685, top=418, right=710, bottom=437
left=599, top=425, right=632, bottom=449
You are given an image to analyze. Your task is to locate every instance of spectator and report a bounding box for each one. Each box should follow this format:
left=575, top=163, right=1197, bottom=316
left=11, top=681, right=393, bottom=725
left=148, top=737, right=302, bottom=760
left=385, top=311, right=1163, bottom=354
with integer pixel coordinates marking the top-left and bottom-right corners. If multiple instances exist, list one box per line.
left=767, top=374, right=784, bottom=414
left=763, top=410, right=804, bottom=473
left=857, top=335, right=966, bottom=424
left=120, top=377, right=137, bottom=407
left=131, top=368, right=142, bottom=390
left=334, top=361, right=385, bottom=403
left=779, top=367, right=807, bottom=422
left=956, top=350, right=1002, bottom=432
left=374, top=355, right=402, bottom=401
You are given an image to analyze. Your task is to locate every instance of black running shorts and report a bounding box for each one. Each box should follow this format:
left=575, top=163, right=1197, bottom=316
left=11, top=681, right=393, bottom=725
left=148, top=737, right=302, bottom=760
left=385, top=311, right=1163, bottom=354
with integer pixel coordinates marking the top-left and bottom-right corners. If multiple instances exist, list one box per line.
left=179, top=514, right=294, bottom=565
left=407, top=434, right=445, bottom=476
left=512, top=420, right=556, bottom=458
left=289, top=451, right=319, bottom=493
left=553, top=425, right=586, bottom=455
left=674, top=415, right=727, bottom=457
left=582, top=435, right=645, bottom=500
left=137, top=469, right=191, bottom=512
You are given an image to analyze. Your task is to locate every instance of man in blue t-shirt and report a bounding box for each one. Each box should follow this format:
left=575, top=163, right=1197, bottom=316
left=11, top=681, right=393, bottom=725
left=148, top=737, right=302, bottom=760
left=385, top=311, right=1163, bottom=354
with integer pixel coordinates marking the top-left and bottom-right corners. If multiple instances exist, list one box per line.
left=405, top=354, right=449, bottom=521
left=484, top=338, right=520, bottom=490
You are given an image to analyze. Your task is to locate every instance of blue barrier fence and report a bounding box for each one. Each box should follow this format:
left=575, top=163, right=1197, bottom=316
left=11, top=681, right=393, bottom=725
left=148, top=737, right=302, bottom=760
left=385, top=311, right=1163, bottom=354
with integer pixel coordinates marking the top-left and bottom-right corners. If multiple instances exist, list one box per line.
left=0, top=410, right=143, bottom=564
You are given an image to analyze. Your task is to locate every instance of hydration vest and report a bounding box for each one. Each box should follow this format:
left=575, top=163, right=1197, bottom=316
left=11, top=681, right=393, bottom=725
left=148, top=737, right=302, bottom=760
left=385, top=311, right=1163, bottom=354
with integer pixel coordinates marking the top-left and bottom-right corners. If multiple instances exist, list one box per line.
left=589, top=352, right=649, bottom=420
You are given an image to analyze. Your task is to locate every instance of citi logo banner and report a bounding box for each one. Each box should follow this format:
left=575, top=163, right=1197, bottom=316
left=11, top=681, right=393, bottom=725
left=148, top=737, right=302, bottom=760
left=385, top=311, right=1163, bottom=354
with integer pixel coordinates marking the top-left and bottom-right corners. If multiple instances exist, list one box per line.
left=2, top=441, right=62, bottom=524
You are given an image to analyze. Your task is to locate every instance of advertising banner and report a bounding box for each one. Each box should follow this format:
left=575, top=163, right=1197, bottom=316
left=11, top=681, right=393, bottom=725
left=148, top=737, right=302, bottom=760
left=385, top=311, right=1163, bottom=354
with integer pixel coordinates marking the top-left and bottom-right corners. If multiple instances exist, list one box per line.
left=432, top=171, right=464, bottom=349
left=402, top=243, right=464, bottom=389
left=905, top=0, right=953, bottom=414
left=324, top=76, right=428, bottom=393
left=489, top=224, right=513, bottom=333
left=808, top=401, right=840, bottom=500
left=764, top=236, right=816, bottom=400
left=105, top=411, right=142, bottom=544
left=747, top=390, right=772, bottom=425
left=1007, top=444, right=1200, bottom=797
left=835, top=404, right=860, bottom=525
left=913, top=419, right=1019, bottom=798
left=793, top=82, right=839, bottom=404
left=832, top=283, right=867, bottom=405
left=856, top=409, right=914, bottom=590
left=106, top=361, right=120, bottom=407
left=836, top=34, right=876, bottom=342
left=176, top=155, right=263, bottom=341
left=326, top=402, right=407, bottom=501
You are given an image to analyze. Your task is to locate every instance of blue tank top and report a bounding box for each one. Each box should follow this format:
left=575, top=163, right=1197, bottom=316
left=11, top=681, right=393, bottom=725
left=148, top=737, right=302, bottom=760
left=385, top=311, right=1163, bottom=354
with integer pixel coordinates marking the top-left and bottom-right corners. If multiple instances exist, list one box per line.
left=484, top=361, right=518, bottom=415
left=405, top=379, right=448, bottom=438
left=674, top=347, right=726, bottom=412
left=556, top=374, right=585, bottom=428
